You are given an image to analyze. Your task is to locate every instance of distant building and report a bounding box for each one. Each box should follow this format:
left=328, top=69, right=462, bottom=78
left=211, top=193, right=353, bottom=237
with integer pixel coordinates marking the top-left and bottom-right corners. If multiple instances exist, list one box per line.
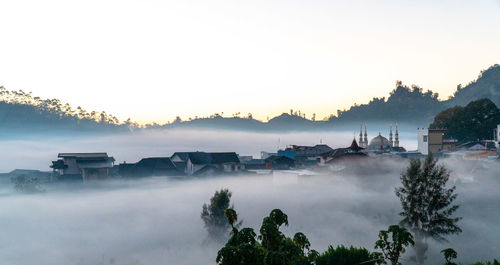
left=51, top=153, right=115, bottom=181
left=238, top=155, right=253, bottom=163
left=118, top=157, right=181, bottom=177
left=244, top=159, right=266, bottom=169
left=170, top=152, right=243, bottom=176
left=260, top=152, right=277, bottom=159
left=264, top=155, right=295, bottom=170
left=456, top=140, right=497, bottom=151
left=318, top=139, right=367, bottom=166
left=417, top=128, right=457, bottom=155
left=360, top=123, right=406, bottom=153
left=278, top=144, right=333, bottom=166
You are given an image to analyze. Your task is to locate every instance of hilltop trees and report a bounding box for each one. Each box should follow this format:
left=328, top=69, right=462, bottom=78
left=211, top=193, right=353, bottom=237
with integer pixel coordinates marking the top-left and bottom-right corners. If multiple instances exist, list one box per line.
left=0, top=86, right=130, bottom=131
left=395, top=154, right=461, bottom=265
left=430, top=98, right=500, bottom=142
left=334, top=81, right=443, bottom=123
left=201, top=189, right=240, bottom=242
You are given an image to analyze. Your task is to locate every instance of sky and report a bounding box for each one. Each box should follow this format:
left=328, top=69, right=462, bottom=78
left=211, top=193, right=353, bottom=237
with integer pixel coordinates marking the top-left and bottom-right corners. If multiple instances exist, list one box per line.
left=1, top=0, right=500, bottom=124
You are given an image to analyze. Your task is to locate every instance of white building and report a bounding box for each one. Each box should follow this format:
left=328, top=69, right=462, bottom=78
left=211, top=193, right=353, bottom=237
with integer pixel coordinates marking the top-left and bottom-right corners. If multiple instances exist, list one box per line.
left=417, top=129, right=429, bottom=155
left=51, top=153, right=115, bottom=181
left=495, top=125, right=500, bottom=149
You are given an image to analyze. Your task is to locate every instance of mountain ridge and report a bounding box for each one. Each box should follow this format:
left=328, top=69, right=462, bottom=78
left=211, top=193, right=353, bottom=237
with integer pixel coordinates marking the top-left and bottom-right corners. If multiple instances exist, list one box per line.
left=1, top=64, right=499, bottom=133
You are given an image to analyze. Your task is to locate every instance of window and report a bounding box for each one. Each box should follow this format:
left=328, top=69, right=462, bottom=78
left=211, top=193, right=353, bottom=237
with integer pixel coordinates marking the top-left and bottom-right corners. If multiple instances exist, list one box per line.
left=423, top=135, right=428, bottom=142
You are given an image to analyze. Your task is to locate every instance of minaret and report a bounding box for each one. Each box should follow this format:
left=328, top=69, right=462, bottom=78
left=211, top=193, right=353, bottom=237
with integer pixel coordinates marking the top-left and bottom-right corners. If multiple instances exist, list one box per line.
left=359, top=124, right=364, bottom=148
left=394, top=123, right=399, bottom=147
left=389, top=124, right=393, bottom=147
left=363, top=123, right=368, bottom=148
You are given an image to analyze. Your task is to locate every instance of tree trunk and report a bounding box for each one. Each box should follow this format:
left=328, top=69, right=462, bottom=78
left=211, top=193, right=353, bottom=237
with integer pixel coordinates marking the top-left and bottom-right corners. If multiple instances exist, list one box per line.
left=414, top=233, right=428, bottom=265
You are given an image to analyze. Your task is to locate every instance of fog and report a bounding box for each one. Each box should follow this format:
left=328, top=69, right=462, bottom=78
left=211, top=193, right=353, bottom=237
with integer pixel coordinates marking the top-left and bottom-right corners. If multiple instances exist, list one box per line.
left=0, top=128, right=417, bottom=172
left=0, top=129, right=498, bottom=265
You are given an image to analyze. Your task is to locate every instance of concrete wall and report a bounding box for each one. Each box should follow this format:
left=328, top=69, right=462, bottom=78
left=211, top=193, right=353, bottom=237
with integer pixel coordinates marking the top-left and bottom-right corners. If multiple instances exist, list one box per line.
left=428, top=130, right=444, bottom=154
left=417, top=129, right=429, bottom=155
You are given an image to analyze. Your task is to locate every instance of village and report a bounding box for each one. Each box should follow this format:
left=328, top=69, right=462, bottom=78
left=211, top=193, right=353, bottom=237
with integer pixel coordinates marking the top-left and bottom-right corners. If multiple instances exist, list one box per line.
left=4, top=124, right=496, bottom=183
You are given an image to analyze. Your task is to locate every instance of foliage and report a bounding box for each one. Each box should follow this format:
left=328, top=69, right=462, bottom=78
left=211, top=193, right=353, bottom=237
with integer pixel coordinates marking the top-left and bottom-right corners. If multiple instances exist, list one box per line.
left=395, top=154, right=461, bottom=264
left=0, top=86, right=136, bottom=131
left=11, top=175, right=44, bottom=193
left=441, top=248, right=457, bottom=265
left=430, top=98, right=500, bottom=142
left=201, top=189, right=240, bottom=242
left=334, top=81, right=443, bottom=122
left=374, top=225, right=414, bottom=265
left=316, top=245, right=381, bottom=265
left=216, top=209, right=317, bottom=265
left=451, top=64, right=500, bottom=107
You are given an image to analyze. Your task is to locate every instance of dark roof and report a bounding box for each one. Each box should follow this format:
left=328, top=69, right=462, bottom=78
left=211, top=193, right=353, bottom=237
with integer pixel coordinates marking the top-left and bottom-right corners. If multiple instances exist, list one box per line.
left=170, top=152, right=191, bottom=161
left=58, top=153, right=109, bottom=158
left=210, top=152, right=240, bottom=164
left=347, top=139, right=363, bottom=151
left=320, top=148, right=347, bottom=159
left=173, top=161, right=186, bottom=169
left=187, top=152, right=213, bottom=164
left=391, top=146, right=407, bottom=152
left=136, top=157, right=176, bottom=170
left=265, top=155, right=295, bottom=163
left=172, top=152, right=241, bottom=165
left=245, top=159, right=265, bottom=165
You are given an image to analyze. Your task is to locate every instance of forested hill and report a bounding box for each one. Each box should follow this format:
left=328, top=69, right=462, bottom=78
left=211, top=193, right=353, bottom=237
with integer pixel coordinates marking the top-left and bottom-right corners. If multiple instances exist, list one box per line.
left=1, top=64, right=499, bottom=133
left=448, top=64, right=500, bottom=107
left=332, top=81, right=443, bottom=123
left=0, top=87, right=131, bottom=134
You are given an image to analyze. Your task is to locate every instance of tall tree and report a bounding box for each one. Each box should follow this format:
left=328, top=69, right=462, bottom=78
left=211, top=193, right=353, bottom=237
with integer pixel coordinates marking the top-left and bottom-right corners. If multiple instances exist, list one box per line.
left=395, top=155, right=462, bottom=264
left=201, top=188, right=239, bottom=242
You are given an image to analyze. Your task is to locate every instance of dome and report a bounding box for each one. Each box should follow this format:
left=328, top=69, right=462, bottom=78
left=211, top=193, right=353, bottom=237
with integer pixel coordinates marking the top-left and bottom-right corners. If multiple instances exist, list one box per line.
left=367, top=133, right=391, bottom=150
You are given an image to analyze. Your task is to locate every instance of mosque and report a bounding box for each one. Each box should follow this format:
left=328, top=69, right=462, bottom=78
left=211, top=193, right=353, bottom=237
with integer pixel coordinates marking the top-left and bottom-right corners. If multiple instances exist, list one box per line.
left=358, top=123, right=406, bottom=152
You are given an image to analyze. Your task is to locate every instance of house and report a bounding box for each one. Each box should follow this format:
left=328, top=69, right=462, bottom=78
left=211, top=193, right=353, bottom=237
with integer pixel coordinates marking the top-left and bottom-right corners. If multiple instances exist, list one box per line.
left=118, top=157, right=181, bottom=177
left=456, top=141, right=497, bottom=151
left=318, top=139, right=367, bottom=166
left=171, top=152, right=243, bottom=176
left=51, top=153, right=115, bottom=181
left=244, top=159, right=266, bottom=169
left=278, top=144, right=333, bottom=166
left=264, top=155, right=295, bottom=170
left=417, top=128, right=457, bottom=155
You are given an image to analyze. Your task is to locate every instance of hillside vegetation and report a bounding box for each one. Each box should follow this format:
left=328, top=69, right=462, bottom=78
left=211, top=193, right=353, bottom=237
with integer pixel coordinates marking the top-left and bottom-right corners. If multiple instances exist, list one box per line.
left=1, top=64, right=499, bottom=132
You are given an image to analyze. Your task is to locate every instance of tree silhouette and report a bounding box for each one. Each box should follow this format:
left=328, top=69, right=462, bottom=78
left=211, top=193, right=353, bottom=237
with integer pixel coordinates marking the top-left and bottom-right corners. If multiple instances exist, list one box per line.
left=395, top=154, right=461, bottom=264
left=374, top=225, right=414, bottom=265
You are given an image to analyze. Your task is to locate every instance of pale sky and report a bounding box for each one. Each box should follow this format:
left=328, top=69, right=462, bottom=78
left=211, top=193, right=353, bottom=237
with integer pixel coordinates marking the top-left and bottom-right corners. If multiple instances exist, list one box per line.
left=1, top=0, right=499, bottom=124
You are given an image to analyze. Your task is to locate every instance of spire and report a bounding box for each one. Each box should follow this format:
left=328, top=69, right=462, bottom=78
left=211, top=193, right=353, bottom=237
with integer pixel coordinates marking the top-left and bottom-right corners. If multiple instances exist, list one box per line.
left=359, top=124, right=363, bottom=147
left=389, top=124, right=393, bottom=147
left=364, top=123, right=368, bottom=147
left=394, top=122, right=399, bottom=147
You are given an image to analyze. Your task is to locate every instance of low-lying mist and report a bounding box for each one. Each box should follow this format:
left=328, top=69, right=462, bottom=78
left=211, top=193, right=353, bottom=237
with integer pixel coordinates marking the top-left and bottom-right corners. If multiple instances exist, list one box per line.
left=0, top=157, right=499, bottom=265
left=0, top=128, right=417, bottom=172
